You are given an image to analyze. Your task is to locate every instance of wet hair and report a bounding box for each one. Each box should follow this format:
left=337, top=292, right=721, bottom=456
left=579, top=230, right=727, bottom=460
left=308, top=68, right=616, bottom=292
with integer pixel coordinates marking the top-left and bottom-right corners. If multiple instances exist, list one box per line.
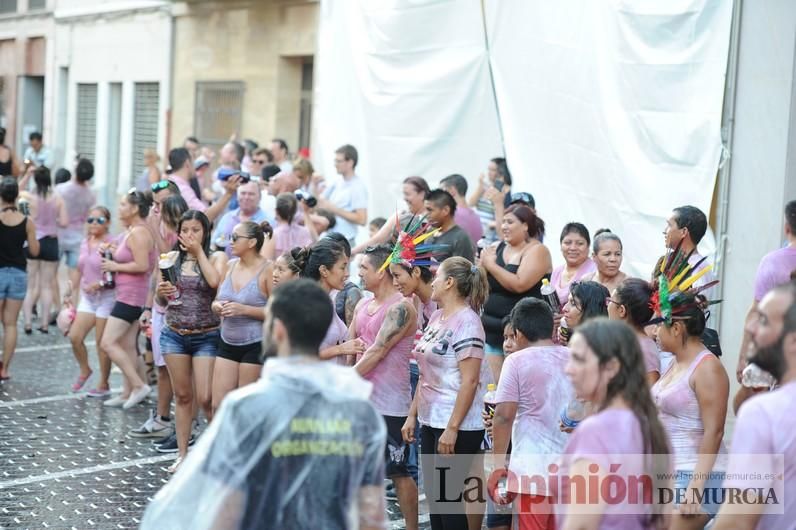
left=592, top=228, right=622, bottom=253
left=505, top=204, right=545, bottom=239
left=275, top=192, right=299, bottom=224
left=363, top=244, right=393, bottom=273
left=168, top=148, right=191, bottom=173
left=160, top=195, right=189, bottom=230
left=439, top=174, right=468, bottom=197
left=1, top=176, right=19, bottom=203
left=269, top=279, right=334, bottom=354
left=369, top=217, right=387, bottom=231
left=426, top=188, right=457, bottom=217
left=238, top=220, right=274, bottom=252
left=614, top=278, right=654, bottom=329
left=396, top=263, right=433, bottom=284
left=323, top=232, right=351, bottom=257
left=33, top=166, right=52, bottom=197
left=126, top=189, right=151, bottom=218
left=281, top=247, right=304, bottom=275
left=403, top=176, right=431, bottom=198
left=560, top=222, right=590, bottom=245
left=571, top=281, right=610, bottom=324
left=335, top=144, right=358, bottom=168
left=510, top=298, right=554, bottom=343
left=293, top=239, right=347, bottom=282
left=785, top=200, right=796, bottom=233
left=440, top=257, right=489, bottom=312
left=672, top=205, right=708, bottom=245
left=575, top=318, right=671, bottom=529
left=54, top=168, right=72, bottom=185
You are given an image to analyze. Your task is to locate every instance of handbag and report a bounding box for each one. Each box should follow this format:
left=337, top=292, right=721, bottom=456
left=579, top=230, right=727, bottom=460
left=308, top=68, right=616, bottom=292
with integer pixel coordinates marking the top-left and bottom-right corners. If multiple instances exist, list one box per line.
left=56, top=298, right=76, bottom=336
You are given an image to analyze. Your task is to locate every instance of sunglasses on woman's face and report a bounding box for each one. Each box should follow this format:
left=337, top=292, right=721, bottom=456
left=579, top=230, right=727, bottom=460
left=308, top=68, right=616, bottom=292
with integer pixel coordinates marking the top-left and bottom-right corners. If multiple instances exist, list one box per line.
left=151, top=180, right=170, bottom=192
left=230, top=233, right=253, bottom=243
left=87, top=216, right=107, bottom=225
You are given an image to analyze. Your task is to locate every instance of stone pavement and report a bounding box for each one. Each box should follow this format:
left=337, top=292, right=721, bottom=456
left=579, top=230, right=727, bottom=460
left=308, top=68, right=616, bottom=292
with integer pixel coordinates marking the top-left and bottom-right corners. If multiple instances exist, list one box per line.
left=0, top=328, right=430, bottom=529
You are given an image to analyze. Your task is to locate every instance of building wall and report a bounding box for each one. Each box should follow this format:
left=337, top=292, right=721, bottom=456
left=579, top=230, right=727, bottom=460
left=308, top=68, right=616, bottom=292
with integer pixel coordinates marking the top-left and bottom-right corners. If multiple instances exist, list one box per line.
left=170, top=0, right=318, bottom=153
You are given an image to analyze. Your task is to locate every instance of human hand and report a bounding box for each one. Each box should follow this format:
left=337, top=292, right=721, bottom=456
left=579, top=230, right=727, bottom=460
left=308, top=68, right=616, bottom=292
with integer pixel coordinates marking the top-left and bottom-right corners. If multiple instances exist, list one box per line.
left=481, top=410, right=494, bottom=437
left=339, top=338, right=367, bottom=356
left=157, top=281, right=177, bottom=299
left=437, top=427, right=458, bottom=455
left=179, top=233, right=203, bottom=256
left=223, top=174, right=242, bottom=195
left=219, top=301, right=247, bottom=318
left=480, top=245, right=497, bottom=268
left=401, top=416, right=416, bottom=444
left=100, top=258, right=117, bottom=273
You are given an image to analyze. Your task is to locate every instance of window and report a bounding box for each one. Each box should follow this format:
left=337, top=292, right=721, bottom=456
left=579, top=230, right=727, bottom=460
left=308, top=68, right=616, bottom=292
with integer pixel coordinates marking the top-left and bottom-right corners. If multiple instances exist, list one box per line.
left=298, top=59, right=314, bottom=151
left=194, top=81, right=244, bottom=146
left=28, top=0, right=45, bottom=10
left=131, top=82, right=160, bottom=180
left=0, top=0, right=16, bottom=14
left=75, top=83, right=97, bottom=163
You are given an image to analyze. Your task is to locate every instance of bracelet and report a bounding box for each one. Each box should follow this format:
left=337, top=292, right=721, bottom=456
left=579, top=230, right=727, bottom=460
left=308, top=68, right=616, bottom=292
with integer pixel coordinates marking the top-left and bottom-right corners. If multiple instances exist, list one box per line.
left=143, top=306, right=152, bottom=312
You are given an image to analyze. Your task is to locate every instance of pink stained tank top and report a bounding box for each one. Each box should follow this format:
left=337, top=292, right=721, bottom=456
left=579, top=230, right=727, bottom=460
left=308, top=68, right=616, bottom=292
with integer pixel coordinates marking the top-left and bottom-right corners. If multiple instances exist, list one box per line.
left=651, top=349, right=726, bottom=470
left=34, top=193, right=58, bottom=239
left=113, top=227, right=157, bottom=307
left=354, top=292, right=416, bottom=416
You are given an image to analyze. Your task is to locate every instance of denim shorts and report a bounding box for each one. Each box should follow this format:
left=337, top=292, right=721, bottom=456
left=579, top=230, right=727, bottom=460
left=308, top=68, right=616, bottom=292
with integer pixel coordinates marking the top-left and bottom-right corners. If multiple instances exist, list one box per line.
left=59, top=244, right=80, bottom=269
left=160, top=326, right=219, bottom=358
left=0, top=267, right=27, bottom=300
left=485, top=343, right=504, bottom=357
left=673, top=469, right=726, bottom=518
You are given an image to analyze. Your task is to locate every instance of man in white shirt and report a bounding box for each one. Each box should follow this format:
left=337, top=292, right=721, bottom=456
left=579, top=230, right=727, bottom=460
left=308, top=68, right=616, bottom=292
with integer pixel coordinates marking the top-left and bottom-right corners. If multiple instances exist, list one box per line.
left=315, top=144, right=368, bottom=246
left=23, top=132, right=54, bottom=169
left=270, top=138, right=293, bottom=173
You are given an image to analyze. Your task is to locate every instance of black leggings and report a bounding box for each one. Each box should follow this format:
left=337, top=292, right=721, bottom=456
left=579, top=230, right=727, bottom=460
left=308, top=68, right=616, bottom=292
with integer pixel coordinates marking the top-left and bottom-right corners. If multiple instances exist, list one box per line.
left=420, top=425, right=485, bottom=530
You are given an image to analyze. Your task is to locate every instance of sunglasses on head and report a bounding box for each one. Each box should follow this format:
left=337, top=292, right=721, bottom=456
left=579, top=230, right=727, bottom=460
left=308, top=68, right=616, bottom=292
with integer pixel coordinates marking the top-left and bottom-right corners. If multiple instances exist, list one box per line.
left=151, top=180, right=170, bottom=192
left=231, top=233, right=253, bottom=243
left=87, top=216, right=107, bottom=225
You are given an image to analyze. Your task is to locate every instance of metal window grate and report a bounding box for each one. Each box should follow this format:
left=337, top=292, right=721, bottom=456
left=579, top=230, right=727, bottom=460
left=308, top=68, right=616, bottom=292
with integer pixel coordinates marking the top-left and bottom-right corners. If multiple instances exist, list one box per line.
left=75, top=83, right=97, bottom=163
left=194, top=81, right=244, bottom=146
left=131, top=82, right=160, bottom=182
left=299, top=60, right=313, bottom=151
left=0, top=0, right=16, bottom=14
left=28, top=0, right=45, bottom=10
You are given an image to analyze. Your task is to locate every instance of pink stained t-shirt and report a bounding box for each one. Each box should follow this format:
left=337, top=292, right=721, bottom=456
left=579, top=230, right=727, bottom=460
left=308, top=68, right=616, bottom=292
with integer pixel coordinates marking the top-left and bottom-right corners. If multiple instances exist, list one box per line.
left=113, top=229, right=157, bottom=307
left=169, top=174, right=207, bottom=213
left=556, top=409, right=657, bottom=530
left=495, top=345, right=573, bottom=495
left=78, top=235, right=114, bottom=292
left=415, top=307, right=488, bottom=431
left=722, top=382, right=796, bottom=530
left=454, top=206, right=484, bottom=247
left=753, top=246, right=796, bottom=302
left=550, top=259, right=597, bottom=306
left=354, top=293, right=416, bottom=417
left=273, top=221, right=313, bottom=259
left=638, top=335, right=660, bottom=375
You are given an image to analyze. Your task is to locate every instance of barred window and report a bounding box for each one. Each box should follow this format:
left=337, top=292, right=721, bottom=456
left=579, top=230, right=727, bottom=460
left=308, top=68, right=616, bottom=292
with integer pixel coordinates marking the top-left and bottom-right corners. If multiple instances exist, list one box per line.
left=75, top=83, right=97, bottom=163
left=194, top=81, right=244, bottom=146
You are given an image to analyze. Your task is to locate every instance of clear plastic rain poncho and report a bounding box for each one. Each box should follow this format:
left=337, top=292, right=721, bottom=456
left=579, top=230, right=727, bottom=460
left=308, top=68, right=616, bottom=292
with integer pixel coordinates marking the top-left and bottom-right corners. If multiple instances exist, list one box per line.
left=141, top=357, right=387, bottom=530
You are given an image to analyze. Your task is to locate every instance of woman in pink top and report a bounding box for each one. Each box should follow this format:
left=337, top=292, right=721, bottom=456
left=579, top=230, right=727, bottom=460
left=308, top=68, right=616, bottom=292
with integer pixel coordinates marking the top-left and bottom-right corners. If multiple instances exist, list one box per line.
left=262, top=192, right=313, bottom=259
left=550, top=223, right=597, bottom=313
left=651, top=295, right=729, bottom=528
left=607, top=278, right=660, bottom=384
left=21, top=167, right=68, bottom=334
left=99, top=190, right=157, bottom=410
left=402, top=257, right=489, bottom=530
left=66, top=206, right=115, bottom=394
left=559, top=319, right=671, bottom=530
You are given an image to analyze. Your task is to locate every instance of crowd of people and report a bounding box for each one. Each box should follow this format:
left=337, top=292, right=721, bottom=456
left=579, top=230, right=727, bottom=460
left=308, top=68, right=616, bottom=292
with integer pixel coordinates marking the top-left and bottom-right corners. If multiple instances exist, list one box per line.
left=0, top=129, right=795, bottom=530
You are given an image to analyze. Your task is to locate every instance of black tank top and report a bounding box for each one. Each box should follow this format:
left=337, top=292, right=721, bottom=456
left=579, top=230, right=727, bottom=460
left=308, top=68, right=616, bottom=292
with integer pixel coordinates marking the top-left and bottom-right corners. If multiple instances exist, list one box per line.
left=482, top=241, right=549, bottom=347
left=0, top=216, right=28, bottom=271
left=0, top=147, right=13, bottom=177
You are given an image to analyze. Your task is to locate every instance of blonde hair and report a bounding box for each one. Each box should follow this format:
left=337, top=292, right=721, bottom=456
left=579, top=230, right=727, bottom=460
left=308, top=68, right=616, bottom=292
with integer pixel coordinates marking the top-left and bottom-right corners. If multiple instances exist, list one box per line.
left=293, top=158, right=314, bottom=181
left=143, top=148, right=160, bottom=163
left=440, top=257, right=489, bottom=312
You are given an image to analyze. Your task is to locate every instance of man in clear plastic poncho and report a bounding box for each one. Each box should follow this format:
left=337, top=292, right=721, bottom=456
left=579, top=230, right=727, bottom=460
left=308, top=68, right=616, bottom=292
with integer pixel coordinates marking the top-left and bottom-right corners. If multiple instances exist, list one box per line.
left=141, top=279, right=387, bottom=529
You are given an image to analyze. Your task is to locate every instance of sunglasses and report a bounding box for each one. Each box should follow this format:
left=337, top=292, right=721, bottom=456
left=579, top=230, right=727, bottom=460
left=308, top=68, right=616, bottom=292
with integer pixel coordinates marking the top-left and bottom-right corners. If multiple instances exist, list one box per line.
left=606, top=297, right=620, bottom=307
left=151, top=180, right=170, bottom=192
left=87, top=216, right=107, bottom=225
left=251, top=159, right=267, bottom=164
left=230, top=233, right=254, bottom=243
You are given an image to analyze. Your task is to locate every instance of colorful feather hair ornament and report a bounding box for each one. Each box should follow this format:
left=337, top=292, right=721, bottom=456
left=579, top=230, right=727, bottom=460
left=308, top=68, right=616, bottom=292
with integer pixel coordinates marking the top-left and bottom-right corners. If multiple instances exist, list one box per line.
left=379, top=214, right=446, bottom=272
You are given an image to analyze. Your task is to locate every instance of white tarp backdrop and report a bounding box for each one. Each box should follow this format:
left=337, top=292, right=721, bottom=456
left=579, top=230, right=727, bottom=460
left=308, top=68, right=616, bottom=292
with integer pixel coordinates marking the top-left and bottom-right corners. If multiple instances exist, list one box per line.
left=314, top=0, right=733, bottom=276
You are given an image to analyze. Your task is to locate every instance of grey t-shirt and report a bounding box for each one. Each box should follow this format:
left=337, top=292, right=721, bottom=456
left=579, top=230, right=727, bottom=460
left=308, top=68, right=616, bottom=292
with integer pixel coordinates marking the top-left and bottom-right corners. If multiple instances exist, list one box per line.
left=433, top=224, right=475, bottom=263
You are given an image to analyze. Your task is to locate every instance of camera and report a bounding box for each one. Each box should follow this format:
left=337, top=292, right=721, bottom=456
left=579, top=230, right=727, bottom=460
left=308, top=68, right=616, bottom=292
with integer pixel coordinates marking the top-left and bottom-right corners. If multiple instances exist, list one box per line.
left=295, top=189, right=317, bottom=208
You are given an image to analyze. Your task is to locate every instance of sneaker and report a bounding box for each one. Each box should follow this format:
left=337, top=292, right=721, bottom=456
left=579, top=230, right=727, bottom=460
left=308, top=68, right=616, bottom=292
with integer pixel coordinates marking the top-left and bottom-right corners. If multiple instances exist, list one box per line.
left=166, top=455, right=184, bottom=474
left=155, top=432, right=195, bottom=453
left=103, top=395, right=127, bottom=407
left=86, top=388, right=112, bottom=398
left=71, top=371, right=93, bottom=393
left=122, top=384, right=151, bottom=410
left=129, top=410, right=173, bottom=438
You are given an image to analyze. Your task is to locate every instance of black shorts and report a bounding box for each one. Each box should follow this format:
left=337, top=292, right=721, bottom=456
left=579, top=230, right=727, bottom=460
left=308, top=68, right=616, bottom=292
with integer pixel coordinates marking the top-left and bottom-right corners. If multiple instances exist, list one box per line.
left=384, top=415, right=411, bottom=478
left=26, top=236, right=59, bottom=262
left=217, top=339, right=263, bottom=365
left=111, top=301, right=144, bottom=323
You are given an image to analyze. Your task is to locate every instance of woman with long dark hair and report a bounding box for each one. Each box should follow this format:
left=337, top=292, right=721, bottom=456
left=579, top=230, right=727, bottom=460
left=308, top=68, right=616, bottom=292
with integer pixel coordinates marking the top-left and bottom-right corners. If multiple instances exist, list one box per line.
left=156, top=210, right=227, bottom=471
left=480, top=204, right=551, bottom=381
left=559, top=319, right=671, bottom=529
left=21, top=166, right=68, bottom=333
left=212, top=220, right=273, bottom=411
left=559, top=280, right=610, bottom=345
left=100, top=190, right=157, bottom=409
left=0, top=177, right=39, bottom=380
left=607, top=278, right=660, bottom=384
left=67, top=206, right=115, bottom=394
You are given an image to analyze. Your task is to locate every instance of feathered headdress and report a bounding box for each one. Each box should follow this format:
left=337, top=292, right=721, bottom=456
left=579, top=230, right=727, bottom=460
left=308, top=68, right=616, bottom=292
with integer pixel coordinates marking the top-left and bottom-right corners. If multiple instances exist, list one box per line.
left=379, top=214, right=446, bottom=272
left=648, top=241, right=720, bottom=325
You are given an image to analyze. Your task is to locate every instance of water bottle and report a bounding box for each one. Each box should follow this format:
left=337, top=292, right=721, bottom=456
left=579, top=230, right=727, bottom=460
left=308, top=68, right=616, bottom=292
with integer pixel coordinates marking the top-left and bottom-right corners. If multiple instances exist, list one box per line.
left=18, top=199, right=30, bottom=216
left=560, top=398, right=587, bottom=430
left=541, top=278, right=561, bottom=314
left=476, top=238, right=489, bottom=258
left=484, top=383, right=497, bottom=449
left=741, top=364, right=775, bottom=389
left=558, top=317, right=571, bottom=345
left=101, top=249, right=115, bottom=289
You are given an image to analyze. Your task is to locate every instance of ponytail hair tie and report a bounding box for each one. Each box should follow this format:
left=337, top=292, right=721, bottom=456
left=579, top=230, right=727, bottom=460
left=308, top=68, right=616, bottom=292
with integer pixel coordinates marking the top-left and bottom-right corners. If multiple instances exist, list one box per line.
left=471, top=265, right=478, bottom=274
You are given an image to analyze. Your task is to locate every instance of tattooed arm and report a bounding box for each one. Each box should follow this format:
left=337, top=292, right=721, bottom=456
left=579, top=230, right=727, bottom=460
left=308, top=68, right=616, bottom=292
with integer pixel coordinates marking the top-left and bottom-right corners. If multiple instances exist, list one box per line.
left=355, top=300, right=417, bottom=376
left=343, top=285, right=364, bottom=327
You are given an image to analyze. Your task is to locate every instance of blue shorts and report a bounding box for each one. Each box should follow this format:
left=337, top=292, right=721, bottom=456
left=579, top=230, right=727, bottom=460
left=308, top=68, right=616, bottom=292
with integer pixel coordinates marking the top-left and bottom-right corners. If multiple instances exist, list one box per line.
left=160, top=327, right=219, bottom=358
left=673, top=469, right=726, bottom=518
left=485, top=343, right=504, bottom=357
left=0, top=267, right=27, bottom=300
left=59, top=244, right=80, bottom=269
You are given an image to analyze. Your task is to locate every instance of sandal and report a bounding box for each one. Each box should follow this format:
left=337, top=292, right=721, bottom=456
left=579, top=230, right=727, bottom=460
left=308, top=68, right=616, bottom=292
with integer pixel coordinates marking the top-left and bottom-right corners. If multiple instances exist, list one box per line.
left=71, top=371, right=93, bottom=393
left=24, top=326, right=32, bottom=335
left=167, top=455, right=184, bottom=474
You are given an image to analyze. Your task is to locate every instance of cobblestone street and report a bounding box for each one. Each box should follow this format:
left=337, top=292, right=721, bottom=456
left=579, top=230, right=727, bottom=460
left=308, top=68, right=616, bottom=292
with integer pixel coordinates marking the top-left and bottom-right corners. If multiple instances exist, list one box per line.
left=0, top=330, right=429, bottom=529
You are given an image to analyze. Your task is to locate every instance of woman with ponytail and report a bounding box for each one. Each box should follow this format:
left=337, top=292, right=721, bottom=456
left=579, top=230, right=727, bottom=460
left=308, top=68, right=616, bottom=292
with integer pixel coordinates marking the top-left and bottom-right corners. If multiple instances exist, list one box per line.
left=402, top=256, right=490, bottom=529
left=212, top=221, right=273, bottom=411
left=262, top=192, right=313, bottom=260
